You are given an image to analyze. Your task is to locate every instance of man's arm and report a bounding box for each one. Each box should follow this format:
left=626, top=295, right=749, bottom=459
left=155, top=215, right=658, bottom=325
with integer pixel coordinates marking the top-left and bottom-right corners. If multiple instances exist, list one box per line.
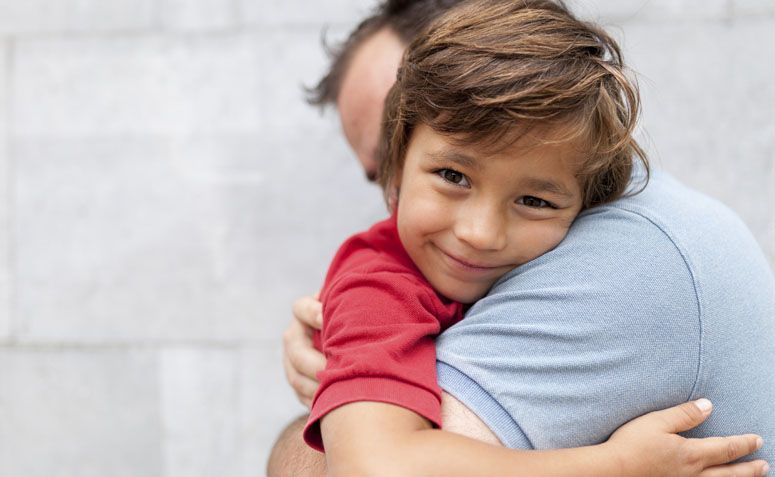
left=267, top=415, right=326, bottom=477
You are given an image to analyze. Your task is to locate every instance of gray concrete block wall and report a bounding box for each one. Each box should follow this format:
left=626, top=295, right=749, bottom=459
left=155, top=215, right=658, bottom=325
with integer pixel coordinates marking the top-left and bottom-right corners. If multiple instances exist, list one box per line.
left=0, top=0, right=157, bottom=34
left=0, top=38, right=9, bottom=340
left=575, top=0, right=729, bottom=22
left=0, top=348, right=163, bottom=477
left=0, top=1, right=772, bottom=476
left=161, top=0, right=240, bottom=31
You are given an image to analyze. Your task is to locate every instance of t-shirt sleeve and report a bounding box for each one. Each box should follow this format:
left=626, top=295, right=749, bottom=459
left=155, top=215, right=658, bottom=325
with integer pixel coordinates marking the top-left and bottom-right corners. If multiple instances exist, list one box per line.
left=436, top=206, right=702, bottom=450
left=304, top=270, right=446, bottom=452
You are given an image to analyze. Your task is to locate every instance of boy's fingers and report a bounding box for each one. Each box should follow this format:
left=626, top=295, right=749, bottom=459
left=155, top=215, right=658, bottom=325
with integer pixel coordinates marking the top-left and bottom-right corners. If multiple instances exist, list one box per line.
left=700, top=460, right=770, bottom=477
left=694, top=435, right=764, bottom=467
left=651, top=399, right=713, bottom=433
left=292, top=295, right=323, bottom=329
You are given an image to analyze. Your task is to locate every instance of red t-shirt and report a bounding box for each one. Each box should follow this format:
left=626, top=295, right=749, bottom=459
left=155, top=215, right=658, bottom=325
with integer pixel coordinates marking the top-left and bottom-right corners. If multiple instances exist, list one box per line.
left=303, top=214, right=465, bottom=452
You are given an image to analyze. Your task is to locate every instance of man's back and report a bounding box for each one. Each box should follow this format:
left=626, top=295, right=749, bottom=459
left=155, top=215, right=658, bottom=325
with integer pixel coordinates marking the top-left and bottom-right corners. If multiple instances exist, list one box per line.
left=436, top=169, right=775, bottom=461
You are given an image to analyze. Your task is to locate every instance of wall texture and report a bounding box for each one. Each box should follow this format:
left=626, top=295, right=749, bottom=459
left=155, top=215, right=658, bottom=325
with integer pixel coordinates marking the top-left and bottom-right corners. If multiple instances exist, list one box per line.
left=0, top=1, right=772, bottom=476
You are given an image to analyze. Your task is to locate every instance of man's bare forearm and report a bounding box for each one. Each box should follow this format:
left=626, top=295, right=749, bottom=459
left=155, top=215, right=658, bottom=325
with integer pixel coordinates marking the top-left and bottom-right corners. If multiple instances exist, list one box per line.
left=267, top=414, right=327, bottom=477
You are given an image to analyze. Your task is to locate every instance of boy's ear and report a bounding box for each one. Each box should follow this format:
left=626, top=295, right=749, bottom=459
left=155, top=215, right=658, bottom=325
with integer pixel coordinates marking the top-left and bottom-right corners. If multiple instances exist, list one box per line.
left=386, top=167, right=401, bottom=212
left=388, top=186, right=400, bottom=212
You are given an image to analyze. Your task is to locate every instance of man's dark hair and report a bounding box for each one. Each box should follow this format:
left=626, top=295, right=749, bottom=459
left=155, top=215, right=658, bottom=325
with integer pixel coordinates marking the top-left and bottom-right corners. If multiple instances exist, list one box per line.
left=307, top=0, right=465, bottom=107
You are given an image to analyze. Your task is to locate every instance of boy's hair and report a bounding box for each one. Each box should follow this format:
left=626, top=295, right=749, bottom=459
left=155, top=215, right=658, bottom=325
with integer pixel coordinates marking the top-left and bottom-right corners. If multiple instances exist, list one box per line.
left=378, top=0, right=649, bottom=209
left=307, top=0, right=465, bottom=107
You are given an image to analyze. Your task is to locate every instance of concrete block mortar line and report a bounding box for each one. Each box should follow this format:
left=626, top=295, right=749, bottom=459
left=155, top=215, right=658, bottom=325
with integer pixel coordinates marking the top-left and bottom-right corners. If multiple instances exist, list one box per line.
left=0, top=338, right=276, bottom=351
left=614, top=15, right=735, bottom=26
left=0, top=16, right=352, bottom=40
left=725, top=0, right=735, bottom=23
left=583, top=3, right=733, bottom=26
left=152, top=0, right=164, bottom=31
left=3, top=38, right=16, bottom=343
left=6, top=25, right=244, bottom=42
left=158, top=0, right=242, bottom=33
left=238, top=18, right=357, bottom=32
left=231, top=0, right=242, bottom=27
left=0, top=22, right=163, bottom=40
left=0, top=20, right=353, bottom=44
left=731, top=0, right=775, bottom=18
left=719, top=0, right=775, bottom=24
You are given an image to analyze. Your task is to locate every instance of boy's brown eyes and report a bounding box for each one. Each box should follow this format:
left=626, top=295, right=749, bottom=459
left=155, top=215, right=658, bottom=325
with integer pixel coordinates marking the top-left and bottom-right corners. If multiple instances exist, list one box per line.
left=435, top=168, right=470, bottom=187
left=432, top=170, right=558, bottom=210
left=518, top=196, right=556, bottom=209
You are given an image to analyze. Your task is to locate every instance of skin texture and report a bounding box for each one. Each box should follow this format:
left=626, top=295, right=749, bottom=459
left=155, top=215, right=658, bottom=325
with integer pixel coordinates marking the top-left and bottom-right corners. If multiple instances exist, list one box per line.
left=394, top=124, right=583, bottom=304
left=336, top=27, right=405, bottom=181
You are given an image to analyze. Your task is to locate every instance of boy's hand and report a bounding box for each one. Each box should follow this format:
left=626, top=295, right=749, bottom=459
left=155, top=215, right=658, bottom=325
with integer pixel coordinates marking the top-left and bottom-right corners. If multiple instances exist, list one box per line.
left=282, top=293, right=326, bottom=407
left=606, top=399, right=769, bottom=477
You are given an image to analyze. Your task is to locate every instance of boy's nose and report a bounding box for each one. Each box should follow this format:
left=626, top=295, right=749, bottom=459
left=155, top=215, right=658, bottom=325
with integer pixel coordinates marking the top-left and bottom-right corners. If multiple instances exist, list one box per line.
left=453, top=205, right=508, bottom=252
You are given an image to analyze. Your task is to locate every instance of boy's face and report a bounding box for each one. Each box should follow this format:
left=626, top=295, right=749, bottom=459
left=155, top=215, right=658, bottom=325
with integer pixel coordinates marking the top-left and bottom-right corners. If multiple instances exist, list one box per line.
left=395, top=124, right=584, bottom=304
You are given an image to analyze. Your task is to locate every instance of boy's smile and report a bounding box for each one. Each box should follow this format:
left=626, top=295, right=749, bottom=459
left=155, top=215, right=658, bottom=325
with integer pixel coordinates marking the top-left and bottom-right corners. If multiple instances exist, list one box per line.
left=395, top=124, right=584, bottom=304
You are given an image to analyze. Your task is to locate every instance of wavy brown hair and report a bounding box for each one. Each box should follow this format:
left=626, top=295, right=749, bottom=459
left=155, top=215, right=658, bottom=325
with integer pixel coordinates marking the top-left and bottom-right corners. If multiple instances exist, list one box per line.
left=378, top=0, right=648, bottom=209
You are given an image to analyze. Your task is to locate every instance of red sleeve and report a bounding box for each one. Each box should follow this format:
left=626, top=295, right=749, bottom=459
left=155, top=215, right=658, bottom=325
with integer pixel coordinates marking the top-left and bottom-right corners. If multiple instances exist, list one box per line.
left=303, top=270, right=445, bottom=452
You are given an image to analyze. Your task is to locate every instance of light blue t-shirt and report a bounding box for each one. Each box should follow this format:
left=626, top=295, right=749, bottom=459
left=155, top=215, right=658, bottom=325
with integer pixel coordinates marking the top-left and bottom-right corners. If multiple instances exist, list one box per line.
left=436, top=169, right=775, bottom=462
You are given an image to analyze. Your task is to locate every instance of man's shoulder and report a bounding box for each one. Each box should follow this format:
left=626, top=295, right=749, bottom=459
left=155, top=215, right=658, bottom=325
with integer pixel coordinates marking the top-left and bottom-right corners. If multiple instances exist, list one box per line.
left=499, top=170, right=762, bottom=293
left=568, top=171, right=733, bottom=256
left=470, top=173, right=708, bottom=350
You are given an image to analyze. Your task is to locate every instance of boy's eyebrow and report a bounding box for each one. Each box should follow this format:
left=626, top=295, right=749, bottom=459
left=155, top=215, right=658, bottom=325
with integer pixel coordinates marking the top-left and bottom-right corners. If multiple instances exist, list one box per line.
left=427, top=150, right=482, bottom=171
left=521, top=177, right=576, bottom=198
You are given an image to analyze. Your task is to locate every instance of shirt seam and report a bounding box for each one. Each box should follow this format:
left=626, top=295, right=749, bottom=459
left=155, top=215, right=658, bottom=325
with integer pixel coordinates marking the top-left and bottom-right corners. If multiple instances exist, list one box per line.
left=437, top=361, right=534, bottom=449
left=611, top=204, right=705, bottom=401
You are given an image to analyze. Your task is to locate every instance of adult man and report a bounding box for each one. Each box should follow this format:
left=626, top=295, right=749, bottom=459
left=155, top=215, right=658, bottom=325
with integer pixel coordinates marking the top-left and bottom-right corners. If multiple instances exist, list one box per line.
left=269, top=0, right=775, bottom=475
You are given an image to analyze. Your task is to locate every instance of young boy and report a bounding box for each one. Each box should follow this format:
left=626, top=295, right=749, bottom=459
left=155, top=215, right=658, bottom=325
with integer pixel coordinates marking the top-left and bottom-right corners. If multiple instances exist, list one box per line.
left=300, top=1, right=767, bottom=476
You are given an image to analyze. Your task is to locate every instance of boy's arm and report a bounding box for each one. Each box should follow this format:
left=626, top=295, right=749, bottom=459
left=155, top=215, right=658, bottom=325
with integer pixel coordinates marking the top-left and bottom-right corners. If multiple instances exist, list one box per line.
left=266, top=399, right=767, bottom=477
left=304, top=270, right=459, bottom=450
left=266, top=392, right=495, bottom=477
left=322, top=400, right=765, bottom=477
left=322, top=401, right=615, bottom=477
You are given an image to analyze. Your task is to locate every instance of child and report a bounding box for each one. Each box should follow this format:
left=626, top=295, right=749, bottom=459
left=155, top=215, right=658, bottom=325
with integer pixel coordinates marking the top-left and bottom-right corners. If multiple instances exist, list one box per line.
left=301, top=1, right=767, bottom=475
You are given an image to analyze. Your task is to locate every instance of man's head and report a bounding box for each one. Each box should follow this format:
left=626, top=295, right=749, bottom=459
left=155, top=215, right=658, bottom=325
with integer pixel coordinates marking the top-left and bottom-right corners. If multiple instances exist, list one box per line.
left=308, top=0, right=466, bottom=180
left=379, top=0, right=648, bottom=209
left=336, top=27, right=404, bottom=180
